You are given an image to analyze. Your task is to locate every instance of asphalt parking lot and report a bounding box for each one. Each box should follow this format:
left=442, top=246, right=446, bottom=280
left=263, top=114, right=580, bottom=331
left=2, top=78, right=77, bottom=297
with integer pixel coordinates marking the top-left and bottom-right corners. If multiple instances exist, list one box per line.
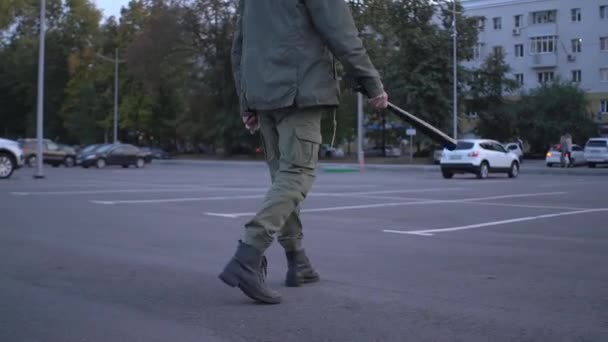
left=1, top=161, right=607, bottom=342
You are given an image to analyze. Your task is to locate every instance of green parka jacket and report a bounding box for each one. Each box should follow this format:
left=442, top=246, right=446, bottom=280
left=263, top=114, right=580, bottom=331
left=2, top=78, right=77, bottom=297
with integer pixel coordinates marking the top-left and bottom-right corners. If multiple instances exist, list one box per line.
left=232, top=0, right=384, bottom=114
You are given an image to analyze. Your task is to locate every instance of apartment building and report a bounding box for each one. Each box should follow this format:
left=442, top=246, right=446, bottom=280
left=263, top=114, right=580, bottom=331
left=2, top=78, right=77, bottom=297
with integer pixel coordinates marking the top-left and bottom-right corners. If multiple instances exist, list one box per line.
left=460, top=0, right=608, bottom=133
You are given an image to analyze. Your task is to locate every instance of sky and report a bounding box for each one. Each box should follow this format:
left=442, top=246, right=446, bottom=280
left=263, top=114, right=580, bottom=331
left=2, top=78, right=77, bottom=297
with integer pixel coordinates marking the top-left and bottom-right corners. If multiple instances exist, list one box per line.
left=93, top=0, right=132, bottom=20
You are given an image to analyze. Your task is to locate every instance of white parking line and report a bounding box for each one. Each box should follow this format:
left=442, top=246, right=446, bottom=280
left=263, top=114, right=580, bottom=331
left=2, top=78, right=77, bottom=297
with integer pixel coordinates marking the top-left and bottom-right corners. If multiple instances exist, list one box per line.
left=10, top=184, right=380, bottom=196
left=471, top=201, right=587, bottom=211
left=204, top=192, right=566, bottom=218
left=383, top=208, right=608, bottom=236
left=88, top=188, right=461, bottom=205
left=91, top=194, right=268, bottom=205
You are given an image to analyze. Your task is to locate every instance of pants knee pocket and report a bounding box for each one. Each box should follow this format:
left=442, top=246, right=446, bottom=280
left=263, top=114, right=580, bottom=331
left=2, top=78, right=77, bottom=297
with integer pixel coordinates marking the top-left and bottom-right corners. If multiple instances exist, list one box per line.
left=291, top=130, right=321, bottom=169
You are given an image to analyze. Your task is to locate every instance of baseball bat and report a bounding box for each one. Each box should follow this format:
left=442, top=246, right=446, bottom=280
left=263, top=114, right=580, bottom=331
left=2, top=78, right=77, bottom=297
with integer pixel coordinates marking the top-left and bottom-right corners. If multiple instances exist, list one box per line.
left=386, top=102, right=458, bottom=151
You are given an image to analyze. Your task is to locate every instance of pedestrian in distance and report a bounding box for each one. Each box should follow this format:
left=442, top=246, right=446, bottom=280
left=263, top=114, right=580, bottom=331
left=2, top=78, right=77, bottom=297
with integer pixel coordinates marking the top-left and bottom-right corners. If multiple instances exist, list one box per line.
left=218, top=0, right=389, bottom=304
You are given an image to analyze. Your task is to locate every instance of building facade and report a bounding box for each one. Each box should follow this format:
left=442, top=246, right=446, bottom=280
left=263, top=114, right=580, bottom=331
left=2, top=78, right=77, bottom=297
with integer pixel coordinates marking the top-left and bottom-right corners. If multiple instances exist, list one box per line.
left=460, top=0, right=608, bottom=134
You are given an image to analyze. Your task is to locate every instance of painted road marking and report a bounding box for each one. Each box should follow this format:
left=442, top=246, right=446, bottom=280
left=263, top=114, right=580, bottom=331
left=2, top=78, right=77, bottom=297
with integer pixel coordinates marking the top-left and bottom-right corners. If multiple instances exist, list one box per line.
left=88, top=188, right=464, bottom=205
left=383, top=208, right=608, bottom=236
left=204, top=192, right=566, bottom=218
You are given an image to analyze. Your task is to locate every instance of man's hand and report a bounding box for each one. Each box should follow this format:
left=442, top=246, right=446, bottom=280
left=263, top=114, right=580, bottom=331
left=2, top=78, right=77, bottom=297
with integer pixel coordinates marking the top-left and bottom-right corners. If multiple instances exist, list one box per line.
left=368, top=91, right=388, bottom=110
left=242, top=112, right=259, bottom=133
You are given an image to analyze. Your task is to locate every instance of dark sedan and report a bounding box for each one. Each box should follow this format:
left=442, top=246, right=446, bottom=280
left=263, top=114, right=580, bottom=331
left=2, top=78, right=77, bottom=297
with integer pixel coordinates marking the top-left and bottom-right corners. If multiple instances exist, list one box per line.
left=79, top=143, right=150, bottom=169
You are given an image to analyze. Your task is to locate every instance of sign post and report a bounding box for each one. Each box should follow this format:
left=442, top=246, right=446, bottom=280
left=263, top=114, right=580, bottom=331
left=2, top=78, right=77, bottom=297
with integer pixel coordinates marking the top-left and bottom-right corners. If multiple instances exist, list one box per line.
left=406, top=128, right=416, bottom=164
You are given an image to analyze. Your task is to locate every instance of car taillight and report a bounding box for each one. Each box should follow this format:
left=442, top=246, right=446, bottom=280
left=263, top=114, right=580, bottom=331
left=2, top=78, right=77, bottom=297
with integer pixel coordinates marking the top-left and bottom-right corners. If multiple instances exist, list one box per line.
left=468, top=151, right=479, bottom=157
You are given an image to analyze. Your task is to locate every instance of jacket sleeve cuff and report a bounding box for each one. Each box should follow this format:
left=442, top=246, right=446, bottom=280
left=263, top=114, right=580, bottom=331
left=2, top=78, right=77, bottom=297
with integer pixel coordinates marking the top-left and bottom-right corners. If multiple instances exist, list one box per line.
left=359, top=77, right=384, bottom=98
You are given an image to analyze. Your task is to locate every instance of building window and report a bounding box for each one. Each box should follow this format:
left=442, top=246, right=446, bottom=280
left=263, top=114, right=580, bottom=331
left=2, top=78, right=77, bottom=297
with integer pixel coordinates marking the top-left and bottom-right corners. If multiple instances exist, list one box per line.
left=473, top=43, right=485, bottom=60
left=601, top=5, right=608, bottom=20
left=493, top=17, right=502, bottom=30
left=478, top=17, right=486, bottom=31
left=515, top=73, right=524, bottom=86
left=601, top=99, right=608, bottom=114
left=493, top=45, right=503, bottom=56
left=530, top=36, right=557, bottom=54
left=601, top=37, right=608, bottom=51
left=571, top=8, right=581, bottom=22
left=515, top=44, right=524, bottom=58
left=601, top=68, right=608, bottom=82
left=571, top=70, right=581, bottom=83
left=514, top=14, right=523, bottom=28
left=571, top=38, right=582, bottom=53
left=537, top=71, right=554, bottom=84
left=532, top=10, right=557, bottom=24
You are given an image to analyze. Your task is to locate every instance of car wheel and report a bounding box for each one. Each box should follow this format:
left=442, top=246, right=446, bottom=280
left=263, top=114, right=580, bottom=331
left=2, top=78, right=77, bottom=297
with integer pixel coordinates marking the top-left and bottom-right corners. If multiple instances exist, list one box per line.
left=546, top=163, right=553, bottom=167
left=135, top=158, right=145, bottom=168
left=477, top=161, right=489, bottom=179
left=442, top=170, right=454, bottom=179
left=64, top=156, right=75, bottom=167
left=122, top=165, right=129, bottom=168
left=588, top=163, right=596, bottom=168
left=96, top=158, right=106, bottom=169
left=0, top=152, right=16, bottom=179
left=508, top=161, right=519, bottom=178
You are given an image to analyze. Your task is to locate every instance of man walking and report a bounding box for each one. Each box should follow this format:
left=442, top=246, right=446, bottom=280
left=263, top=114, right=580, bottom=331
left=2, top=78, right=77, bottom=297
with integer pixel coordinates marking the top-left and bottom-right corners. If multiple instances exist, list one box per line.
left=219, top=0, right=388, bottom=304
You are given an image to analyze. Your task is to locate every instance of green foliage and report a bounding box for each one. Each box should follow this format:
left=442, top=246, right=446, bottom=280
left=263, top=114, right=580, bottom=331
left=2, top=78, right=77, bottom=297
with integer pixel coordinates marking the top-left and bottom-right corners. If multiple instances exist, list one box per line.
left=469, top=49, right=520, bottom=141
left=512, top=79, right=598, bottom=153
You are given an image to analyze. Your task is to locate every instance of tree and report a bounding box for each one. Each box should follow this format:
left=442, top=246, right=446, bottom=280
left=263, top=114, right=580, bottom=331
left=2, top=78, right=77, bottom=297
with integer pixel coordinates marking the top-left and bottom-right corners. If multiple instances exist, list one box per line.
left=468, top=48, right=520, bottom=141
left=512, top=79, right=597, bottom=154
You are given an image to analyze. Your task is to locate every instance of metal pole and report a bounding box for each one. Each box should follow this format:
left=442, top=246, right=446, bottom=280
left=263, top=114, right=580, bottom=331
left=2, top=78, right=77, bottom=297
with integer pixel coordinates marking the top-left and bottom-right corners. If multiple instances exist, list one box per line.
left=113, top=48, right=119, bottom=144
left=357, top=92, right=365, bottom=171
left=34, top=0, right=46, bottom=179
left=409, top=132, right=413, bottom=164
left=452, top=0, right=458, bottom=140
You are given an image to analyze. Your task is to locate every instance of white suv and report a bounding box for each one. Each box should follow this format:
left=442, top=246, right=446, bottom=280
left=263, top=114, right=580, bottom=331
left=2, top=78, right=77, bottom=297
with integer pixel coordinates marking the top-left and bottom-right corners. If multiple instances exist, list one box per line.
left=0, top=137, right=25, bottom=179
left=583, top=137, right=608, bottom=168
left=440, top=139, right=520, bottom=179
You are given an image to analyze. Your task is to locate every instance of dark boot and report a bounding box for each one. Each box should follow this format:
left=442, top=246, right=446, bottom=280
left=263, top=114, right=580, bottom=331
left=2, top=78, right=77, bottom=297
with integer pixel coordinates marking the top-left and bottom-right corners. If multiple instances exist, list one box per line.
left=285, top=249, right=320, bottom=287
left=219, top=241, right=281, bottom=304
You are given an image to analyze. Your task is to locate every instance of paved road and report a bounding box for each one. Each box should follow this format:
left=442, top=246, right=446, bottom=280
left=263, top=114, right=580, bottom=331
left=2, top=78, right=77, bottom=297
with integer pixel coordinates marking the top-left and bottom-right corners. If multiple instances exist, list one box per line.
left=1, top=162, right=607, bottom=342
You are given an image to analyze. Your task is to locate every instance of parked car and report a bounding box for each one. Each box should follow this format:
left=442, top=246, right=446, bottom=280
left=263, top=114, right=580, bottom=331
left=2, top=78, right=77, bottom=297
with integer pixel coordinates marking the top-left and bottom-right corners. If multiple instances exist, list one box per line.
left=364, top=145, right=402, bottom=157
left=504, top=142, right=524, bottom=162
left=79, top=143, right=150, bottom=169
left=545, top=144, right=586, bottom=167
left=139, top=147, right=171, bottom=160
left=319, top=144, right=345, bottom=158
left=17, top=138, right=76, bottom=167
left=440, top=139, right=520, bottom=179
left=76, top=143, right=108, bottom=166
left=583, top=138, right=608, bottom=168
left=0, top=138, right=25, bottom=179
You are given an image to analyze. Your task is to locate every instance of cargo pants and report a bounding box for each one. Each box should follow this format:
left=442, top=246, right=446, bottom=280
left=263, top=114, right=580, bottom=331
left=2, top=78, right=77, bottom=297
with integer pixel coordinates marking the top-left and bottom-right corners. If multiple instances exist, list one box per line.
left=243, top=106, right=326, bottom=253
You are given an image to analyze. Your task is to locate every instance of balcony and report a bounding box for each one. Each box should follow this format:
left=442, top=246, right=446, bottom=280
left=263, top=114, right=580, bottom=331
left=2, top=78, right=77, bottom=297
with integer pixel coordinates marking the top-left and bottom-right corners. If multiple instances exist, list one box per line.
left=528, top=53, right=557, bottom=69
left=525, top=23, right=558, bottom=38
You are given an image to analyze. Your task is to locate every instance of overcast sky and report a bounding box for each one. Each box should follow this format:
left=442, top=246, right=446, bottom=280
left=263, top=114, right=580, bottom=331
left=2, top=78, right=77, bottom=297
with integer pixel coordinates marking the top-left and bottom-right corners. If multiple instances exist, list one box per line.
left=93, top=0, right=131, bottom=19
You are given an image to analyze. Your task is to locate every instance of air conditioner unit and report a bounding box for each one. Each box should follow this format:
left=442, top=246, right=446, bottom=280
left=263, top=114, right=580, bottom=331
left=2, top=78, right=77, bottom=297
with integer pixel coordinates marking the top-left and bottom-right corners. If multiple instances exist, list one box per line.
left=512, top=28, right=521, bottom=36
left=567, top=54, right=576, bottom=62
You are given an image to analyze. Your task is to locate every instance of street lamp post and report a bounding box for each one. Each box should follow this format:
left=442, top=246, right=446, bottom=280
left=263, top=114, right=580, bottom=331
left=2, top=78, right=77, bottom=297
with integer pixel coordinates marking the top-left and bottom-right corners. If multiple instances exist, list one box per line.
left=92, top=48, right=124, bottom=144
left=113, top=48, right=119, bottom=144
left=357, top=92, right=365, bottom=171
left=34, top=0, right=46, bottom=179
left=452, top=0, right=458, bottom=140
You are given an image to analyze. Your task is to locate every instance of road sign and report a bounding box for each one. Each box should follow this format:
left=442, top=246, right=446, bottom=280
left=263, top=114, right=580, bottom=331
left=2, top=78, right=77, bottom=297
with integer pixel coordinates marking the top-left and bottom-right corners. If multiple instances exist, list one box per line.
left=406, top=128, right=416, bottom=136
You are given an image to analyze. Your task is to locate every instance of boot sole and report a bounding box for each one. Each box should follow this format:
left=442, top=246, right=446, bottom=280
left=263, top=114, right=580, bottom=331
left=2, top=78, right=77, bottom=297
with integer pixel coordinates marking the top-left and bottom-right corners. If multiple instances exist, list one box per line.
left=219, top=271, right=282, bottom=305
left=285, top=275, right=320, bottom=287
